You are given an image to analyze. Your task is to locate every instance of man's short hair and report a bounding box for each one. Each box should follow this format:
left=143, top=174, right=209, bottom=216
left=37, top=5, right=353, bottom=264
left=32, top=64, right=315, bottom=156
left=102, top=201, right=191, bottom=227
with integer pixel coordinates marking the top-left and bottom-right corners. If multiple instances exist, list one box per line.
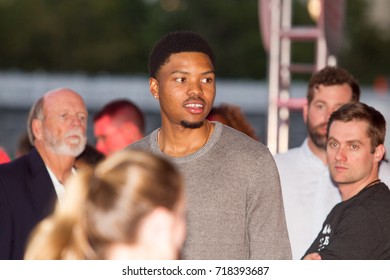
left=307, top=66, right=361, bottom=104
left=148, top=31, right=215, bottom=78
left=327, top=102, right=386, bottom=153
left=93, top=99, right=145, bottom=133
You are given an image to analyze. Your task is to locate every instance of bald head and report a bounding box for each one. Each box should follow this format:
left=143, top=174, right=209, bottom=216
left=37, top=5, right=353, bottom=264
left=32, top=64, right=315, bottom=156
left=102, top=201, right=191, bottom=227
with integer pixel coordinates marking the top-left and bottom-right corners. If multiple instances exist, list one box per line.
left=44, top=87, right=85, bottom=106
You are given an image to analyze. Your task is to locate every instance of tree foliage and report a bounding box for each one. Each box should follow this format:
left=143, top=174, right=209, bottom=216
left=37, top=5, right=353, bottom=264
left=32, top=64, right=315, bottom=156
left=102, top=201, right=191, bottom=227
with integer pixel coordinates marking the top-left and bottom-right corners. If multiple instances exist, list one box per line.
left=0, top=0, right=389, bottom=83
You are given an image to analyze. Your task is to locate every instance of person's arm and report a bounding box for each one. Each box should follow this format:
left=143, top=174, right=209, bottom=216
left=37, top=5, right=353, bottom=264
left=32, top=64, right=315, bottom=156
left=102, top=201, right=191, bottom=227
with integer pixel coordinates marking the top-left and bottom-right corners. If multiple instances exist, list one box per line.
left=315, top=207, right=382, bottom=260
left=247, top=151, right=292, bottom=259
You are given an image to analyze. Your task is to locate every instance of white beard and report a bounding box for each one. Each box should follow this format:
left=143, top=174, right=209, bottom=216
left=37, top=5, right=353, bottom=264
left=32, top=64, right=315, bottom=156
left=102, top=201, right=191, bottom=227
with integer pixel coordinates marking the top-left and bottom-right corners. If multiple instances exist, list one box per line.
left=44, top=128, right=87, bottom=157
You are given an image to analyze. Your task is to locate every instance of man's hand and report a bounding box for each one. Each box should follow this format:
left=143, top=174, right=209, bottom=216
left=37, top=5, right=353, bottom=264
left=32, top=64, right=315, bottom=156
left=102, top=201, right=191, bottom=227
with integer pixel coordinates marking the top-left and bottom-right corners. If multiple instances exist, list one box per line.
left=303, top=253, right=322, bottom=260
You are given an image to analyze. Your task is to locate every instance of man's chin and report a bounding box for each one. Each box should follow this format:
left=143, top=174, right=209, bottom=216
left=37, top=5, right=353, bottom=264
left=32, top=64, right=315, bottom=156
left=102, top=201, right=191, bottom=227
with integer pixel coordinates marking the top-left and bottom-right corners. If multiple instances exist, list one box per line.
left=309, top=134, right=327, bottom=150
left=180, top=120, right=204, bottom=129
left=54, top=144, right=86, bottom=157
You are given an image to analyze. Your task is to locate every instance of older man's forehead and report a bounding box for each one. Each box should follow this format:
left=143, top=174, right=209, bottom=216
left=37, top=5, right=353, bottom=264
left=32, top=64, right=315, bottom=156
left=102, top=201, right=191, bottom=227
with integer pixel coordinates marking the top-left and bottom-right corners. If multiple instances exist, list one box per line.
left=45, top=88, right=82, bottom=100
left=43, top=89, right=87, bottom=117
left=44, top=89, right=85, bottom=105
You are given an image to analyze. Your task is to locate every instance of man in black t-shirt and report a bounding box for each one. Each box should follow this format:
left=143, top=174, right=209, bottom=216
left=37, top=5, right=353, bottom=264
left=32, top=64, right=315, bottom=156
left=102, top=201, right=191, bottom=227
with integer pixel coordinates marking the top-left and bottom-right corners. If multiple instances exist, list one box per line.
left=303, top=102, right=390, bottom=260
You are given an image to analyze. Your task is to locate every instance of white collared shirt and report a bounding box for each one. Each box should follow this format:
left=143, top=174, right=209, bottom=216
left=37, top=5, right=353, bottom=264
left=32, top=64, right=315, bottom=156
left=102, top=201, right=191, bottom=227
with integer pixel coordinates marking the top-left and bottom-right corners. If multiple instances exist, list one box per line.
left=46, top=166, right=76, bottom=205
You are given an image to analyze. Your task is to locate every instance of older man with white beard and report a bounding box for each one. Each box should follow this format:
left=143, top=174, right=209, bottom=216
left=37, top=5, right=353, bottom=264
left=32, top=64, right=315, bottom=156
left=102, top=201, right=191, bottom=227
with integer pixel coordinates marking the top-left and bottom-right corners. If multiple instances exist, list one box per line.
left=0, top=88, right=88, bottom=259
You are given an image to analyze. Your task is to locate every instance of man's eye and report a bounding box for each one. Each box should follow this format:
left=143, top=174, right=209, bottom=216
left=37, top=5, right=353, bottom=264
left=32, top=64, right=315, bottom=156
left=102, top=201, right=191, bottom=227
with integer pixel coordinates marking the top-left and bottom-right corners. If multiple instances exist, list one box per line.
left=328, top=141, right=338, bottom=148
left=175, top=77, right=185, bottom=83
left=350, top=144, right=359, bottom=150
left=201, top=77, right=213, bottom=83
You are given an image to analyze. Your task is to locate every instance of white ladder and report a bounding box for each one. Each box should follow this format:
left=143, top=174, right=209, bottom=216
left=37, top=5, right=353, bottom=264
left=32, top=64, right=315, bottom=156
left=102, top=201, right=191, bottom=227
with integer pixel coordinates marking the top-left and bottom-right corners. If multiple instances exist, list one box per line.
left=260, top=0, right=331, bottom=154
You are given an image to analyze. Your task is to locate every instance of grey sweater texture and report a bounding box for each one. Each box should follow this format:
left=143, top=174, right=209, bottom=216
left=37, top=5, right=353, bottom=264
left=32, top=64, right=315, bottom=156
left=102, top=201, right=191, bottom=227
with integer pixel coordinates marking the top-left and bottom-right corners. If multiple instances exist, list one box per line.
left=129, top=122, right=292, bottom=259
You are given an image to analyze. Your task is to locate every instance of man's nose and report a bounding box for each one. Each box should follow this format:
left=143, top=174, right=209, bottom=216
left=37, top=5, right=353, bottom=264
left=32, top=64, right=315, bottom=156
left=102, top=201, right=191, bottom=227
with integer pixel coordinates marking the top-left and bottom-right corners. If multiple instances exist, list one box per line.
left=187, top=80, right=203, bottom=96
left=335, top=147, right=347, bottom=162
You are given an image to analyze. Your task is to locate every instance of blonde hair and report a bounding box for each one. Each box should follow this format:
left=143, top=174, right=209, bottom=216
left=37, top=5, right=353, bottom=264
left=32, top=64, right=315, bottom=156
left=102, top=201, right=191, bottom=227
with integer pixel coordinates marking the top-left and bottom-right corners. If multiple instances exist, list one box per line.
left=25, top=150, right=184, bottom=259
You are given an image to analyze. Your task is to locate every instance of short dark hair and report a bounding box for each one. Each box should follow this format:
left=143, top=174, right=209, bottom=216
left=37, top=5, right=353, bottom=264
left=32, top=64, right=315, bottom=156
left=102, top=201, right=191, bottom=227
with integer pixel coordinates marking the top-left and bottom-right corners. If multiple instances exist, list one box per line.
left=327, top=102, right=386, bottom=153
left=148, top=31, right=215, bottom=78
left=307, top=66, right=360, bottom=104
left=93, top=99, right=145, bottom=133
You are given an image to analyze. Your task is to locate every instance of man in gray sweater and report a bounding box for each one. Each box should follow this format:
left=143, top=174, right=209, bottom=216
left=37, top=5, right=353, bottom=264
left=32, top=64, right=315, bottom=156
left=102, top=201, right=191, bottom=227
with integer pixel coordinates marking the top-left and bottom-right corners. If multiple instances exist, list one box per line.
left=129, top=31, right=291, bottom=259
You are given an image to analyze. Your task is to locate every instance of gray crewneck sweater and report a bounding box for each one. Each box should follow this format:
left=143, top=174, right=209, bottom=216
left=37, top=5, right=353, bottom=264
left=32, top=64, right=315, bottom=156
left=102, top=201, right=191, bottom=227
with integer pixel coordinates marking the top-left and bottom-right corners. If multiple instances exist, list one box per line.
left=129, top=122, right=291, bottom=259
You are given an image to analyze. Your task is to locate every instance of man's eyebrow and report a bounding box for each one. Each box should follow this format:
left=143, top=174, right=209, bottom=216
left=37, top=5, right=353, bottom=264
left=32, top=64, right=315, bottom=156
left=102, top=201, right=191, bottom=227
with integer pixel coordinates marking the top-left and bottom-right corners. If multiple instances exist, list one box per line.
left=201, top=70, right=215, bottom=75
left=170, top=70, right=215, bottom=75
left=328, top=136, right=364, bottom=145
left=327, top=136, right=340, bottom=146
left=312, top=100, right=326, bottom=104
left=346, top=139, right=363, bottom=145
left=170, top=70, right=188, bottom=75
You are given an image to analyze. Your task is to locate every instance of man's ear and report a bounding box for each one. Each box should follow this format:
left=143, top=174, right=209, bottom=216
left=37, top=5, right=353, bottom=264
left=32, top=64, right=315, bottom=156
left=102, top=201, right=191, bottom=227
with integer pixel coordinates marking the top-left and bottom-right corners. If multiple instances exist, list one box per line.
left=149, top=78, right=159, bottom=99
left=32, top=119, right=43, bottom=141
left=120, top=122, right=142, bottom=140
left=374, top=144, right=385, bottom=163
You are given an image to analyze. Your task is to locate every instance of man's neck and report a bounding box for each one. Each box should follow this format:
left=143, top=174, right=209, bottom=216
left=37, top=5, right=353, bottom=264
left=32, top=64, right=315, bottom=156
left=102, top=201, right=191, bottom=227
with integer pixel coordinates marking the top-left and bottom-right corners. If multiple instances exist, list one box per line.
left=158, top=120, right=214, bottom=157
left=338, top=174, right=380, bottom=201
left=35, top=144, right=75, bottom=184
left=307, top=137, right=327, bottom=165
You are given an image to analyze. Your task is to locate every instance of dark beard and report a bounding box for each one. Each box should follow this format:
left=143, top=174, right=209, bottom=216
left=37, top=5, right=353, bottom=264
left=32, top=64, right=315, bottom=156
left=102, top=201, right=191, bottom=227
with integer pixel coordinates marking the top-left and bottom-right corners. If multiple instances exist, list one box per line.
left=306, top=122, right=327, bottom=150
left=180, top=120, right=204, bottom=129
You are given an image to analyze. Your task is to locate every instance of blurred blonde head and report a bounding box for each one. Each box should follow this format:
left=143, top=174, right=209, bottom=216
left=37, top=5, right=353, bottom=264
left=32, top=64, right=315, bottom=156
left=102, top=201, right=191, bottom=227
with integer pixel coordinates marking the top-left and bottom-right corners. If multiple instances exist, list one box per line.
left=25, top=150, right=186, bottom=260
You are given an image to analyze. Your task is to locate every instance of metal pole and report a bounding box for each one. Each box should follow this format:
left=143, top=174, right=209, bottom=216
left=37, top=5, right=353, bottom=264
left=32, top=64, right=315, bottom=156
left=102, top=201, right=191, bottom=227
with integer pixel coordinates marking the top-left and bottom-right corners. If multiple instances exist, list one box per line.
left=266, top=0, right=281, bottom=155
left=278, top=0, right=292, bottom=153
left=316, top=0, right=327, bottom=70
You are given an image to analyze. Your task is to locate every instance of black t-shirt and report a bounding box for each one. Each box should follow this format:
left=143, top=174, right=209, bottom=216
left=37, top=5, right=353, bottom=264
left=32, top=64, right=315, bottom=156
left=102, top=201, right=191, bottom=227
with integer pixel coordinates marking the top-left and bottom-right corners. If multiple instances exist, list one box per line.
left=303, top=182, right=390, bottom=259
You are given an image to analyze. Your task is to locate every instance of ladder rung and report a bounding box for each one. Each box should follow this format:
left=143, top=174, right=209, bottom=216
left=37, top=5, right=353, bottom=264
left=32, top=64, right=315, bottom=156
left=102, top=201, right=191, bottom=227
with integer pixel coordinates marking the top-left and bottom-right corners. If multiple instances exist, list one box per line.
left=280, top=27, right=321, bottom=41
left=286, top=64, right=316, bottom=74
left=277, top=98, right=307, bottom=111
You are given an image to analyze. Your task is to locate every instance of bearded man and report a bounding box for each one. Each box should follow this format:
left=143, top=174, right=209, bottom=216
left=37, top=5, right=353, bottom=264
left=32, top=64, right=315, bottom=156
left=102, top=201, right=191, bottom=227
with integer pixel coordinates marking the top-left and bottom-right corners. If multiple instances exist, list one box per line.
left=0, top=88, right=88, bottom=259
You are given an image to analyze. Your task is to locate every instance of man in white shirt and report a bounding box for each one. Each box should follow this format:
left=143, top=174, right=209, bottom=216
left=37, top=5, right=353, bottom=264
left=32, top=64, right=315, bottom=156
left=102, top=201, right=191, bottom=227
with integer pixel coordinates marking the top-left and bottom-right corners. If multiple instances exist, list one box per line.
left=275, top=66, right=390, bottom=259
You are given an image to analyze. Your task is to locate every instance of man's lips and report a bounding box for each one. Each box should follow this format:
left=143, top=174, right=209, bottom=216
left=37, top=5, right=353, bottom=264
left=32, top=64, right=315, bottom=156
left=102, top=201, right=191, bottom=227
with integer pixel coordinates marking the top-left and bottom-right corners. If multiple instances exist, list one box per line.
left=65, top=131, right=85, bottom=144
left=334, top=165, right=348, bottom=172
left=67, top=135, right=82, bottom=144
left=184, top=101, right=205, bottom=114
left=316, top=124, right=328, bottom=134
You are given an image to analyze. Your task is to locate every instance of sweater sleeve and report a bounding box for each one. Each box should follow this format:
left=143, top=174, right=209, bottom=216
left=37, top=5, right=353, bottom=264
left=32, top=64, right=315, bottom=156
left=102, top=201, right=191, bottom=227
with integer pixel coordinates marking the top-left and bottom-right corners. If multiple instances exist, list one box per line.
left=247, top=149, right=292, bottom=259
